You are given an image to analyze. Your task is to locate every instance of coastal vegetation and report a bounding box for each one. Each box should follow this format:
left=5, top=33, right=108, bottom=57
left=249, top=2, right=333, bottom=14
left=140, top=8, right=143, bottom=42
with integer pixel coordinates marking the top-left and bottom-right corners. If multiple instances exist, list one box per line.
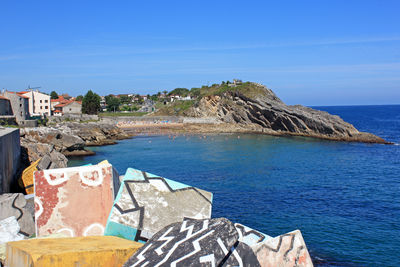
left=153, top=100, right=195, bottom=116
left=82, top=90, right=101, bottom=115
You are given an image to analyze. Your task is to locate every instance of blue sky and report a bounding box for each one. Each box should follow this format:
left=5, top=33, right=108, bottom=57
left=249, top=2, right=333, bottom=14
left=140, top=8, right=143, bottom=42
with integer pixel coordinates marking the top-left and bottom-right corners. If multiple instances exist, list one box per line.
left=0, top=0, right=399, bottom=105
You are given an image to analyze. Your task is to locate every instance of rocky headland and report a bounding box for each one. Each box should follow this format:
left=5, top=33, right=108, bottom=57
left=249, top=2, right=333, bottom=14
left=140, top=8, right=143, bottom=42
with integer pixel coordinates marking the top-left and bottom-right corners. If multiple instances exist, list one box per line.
left=152, top=82, right=389, bottom=144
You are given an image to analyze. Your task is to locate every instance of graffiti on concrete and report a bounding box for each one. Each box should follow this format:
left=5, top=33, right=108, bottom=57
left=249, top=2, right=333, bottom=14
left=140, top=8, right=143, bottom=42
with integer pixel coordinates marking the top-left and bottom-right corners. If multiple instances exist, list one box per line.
left=105, top=168, right=213, bottom=242
left=123, top=218, right=241, bottom=267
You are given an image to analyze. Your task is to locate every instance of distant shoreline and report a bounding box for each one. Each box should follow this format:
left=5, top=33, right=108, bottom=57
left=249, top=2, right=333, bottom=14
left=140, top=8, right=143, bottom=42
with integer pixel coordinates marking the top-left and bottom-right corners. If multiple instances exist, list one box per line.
left=117, top=122, right=392, bottom=144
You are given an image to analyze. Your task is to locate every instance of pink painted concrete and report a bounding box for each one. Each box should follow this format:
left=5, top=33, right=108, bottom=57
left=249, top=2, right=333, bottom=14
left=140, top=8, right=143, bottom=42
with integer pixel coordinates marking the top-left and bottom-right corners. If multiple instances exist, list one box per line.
left=34, top=164, right=116, bottom=237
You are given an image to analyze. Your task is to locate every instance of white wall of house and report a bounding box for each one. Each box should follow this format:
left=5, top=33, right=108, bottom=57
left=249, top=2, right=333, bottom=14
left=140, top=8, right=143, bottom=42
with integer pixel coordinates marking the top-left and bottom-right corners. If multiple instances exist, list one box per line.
left=21, top=91, right=51, bottom=116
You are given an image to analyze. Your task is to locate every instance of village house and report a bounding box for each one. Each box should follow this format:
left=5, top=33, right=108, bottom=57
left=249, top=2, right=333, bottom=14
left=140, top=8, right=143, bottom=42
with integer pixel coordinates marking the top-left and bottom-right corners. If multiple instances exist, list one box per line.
left=168, top=94, right=192, bottom=102
left=53, top=100, right=82, bottom=116
left=50, top=95, right=68, bottom=113
left=0, top=91, right=30, bottom=122
left=100, top=96, right=107, bottom=111
left=0, top=96, right=13, bottom=116
left=18, top=90, right=51, bottom=116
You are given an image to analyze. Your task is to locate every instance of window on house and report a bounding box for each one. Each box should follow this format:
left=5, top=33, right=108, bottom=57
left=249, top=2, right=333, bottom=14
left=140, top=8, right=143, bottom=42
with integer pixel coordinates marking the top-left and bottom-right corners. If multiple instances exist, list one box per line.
left=45, top=100, right=48, bottom=103
left=40, top=100, right=42, bottom=103
left=40, top=106, right=42, bottom=109
left=69, top=108, right=72, bottom=111
left=20, top=104, right=22, bottom=107
left=45, top=106, right=48, bottom=109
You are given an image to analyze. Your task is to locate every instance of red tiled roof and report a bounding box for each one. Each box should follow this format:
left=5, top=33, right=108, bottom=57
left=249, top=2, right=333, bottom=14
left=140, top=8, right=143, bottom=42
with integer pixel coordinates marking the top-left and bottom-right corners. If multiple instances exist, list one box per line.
left=0, top=96, right=9, bottom=100
left=18, top=91, right=30, bottom=94
left=53, top=110, right=62, bottom=113
left=51, top=96, right=67, bottom=103
left=54, top=100, right=81, bottom=108
left=54, top=102, right=69, bottom=108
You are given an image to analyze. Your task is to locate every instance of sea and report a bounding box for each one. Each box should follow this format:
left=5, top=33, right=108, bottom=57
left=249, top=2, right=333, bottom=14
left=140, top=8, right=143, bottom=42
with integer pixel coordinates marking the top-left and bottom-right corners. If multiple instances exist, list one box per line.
left=68, top=105, right=400, bottom=267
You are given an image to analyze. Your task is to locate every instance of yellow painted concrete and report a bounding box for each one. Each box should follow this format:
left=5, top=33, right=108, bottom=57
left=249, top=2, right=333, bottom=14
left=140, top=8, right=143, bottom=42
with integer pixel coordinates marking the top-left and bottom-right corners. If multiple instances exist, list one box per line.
left=20, top=159, right=40, bottom=194
left=6, top=236, right=142, bottom=267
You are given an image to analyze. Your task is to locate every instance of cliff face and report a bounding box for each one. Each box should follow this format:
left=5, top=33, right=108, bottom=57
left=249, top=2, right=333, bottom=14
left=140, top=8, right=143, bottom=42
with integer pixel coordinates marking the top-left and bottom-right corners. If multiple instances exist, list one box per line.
left=187, top=83, right=388, bottom=143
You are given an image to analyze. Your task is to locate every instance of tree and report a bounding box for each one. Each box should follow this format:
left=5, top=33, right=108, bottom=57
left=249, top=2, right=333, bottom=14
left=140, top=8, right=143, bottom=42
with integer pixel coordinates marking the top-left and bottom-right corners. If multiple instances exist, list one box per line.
left=105, top=95, right=120, bottom=112
left=150, top=94, right=158, bottom=101
left=50, top=91, right=58, bottom=99
left=168, top=88, right=189, bottom=96
left=76, top=95, right=83, bottom=101
left=190, top=87, right=201, bottom=98
left=119, top=95, right=132, bottom=104
left=82, top=90, right=101, bottom=114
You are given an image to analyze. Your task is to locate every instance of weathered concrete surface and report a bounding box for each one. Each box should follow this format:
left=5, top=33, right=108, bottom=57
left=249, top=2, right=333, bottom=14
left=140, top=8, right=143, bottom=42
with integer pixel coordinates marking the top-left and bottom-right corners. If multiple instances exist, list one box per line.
left=6, top=236, right=142, bottom=267
left=105, top=168, right=212, bottom=242
left=34, top=164, right=119, bottom=237
left=0, top=193, right=34, bottom=237
left=0, top=127, right=20, bottom=193
left=252, top=229, right=313, bottom=267
left=0, top=216, right=25, bottom=265
left=123, top=218, right=238, bottom=267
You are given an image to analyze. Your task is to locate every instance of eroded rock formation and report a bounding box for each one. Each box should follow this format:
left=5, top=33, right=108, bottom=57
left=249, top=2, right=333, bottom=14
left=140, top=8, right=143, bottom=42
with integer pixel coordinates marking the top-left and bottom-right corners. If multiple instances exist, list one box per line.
left=187, top=84, right=388, bottom=143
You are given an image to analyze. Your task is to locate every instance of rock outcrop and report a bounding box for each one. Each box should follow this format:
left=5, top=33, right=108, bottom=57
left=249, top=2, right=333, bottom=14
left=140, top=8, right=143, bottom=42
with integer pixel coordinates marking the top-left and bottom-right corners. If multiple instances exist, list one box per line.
left=62, top=122, right=132, bottom=146
left=187, top=83, right=388, bottom=143
left=19, top=122, right=132, bottom=170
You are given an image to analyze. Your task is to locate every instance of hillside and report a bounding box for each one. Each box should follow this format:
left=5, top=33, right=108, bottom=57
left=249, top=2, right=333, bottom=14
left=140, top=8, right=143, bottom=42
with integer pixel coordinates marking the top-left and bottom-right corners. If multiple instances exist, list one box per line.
left=153, top=82, right=389, bottom=143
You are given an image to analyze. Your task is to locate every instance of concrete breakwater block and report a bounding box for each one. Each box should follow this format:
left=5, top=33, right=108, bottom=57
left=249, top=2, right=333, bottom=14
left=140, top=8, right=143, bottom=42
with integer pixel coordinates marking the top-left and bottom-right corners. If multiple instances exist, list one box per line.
left=235, top=223, right=272, bottom=247
left=252, top=229, right=313, bottom=267
left=34, top=163, right=120, bottom=237
left=234, top=223, right=313, bottom=267
left=124, top=218, right=243, bottom=267
left=0, top=193, right=35, bottom=237
left=105, top=167, right=213, bottom=242
left=0, top=216, right=25, bottom=265
left=6, top=236, right=143, bottom=267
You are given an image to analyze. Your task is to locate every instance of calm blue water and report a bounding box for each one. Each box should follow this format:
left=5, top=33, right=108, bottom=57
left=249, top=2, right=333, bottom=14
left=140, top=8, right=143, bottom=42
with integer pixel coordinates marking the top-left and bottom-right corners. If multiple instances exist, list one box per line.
left=69, top=105, right=400, bottom=266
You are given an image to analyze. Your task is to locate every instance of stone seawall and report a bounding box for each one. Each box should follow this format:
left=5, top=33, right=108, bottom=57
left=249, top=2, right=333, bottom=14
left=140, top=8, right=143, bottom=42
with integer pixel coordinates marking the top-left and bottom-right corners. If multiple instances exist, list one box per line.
left=0, top=127, right=20, bottom=193
left=100, top=115, right=182, bottom=124
left=48, top=114, right=99, bottom=123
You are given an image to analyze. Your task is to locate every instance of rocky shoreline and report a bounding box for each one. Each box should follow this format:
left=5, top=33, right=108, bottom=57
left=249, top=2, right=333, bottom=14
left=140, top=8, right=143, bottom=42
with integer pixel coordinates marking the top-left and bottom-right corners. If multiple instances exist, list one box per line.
left=20, top=122, right=133, bottom=169
left=150, top=82, right=390, bottom=144
left=119, top=121, right=390, bottom=144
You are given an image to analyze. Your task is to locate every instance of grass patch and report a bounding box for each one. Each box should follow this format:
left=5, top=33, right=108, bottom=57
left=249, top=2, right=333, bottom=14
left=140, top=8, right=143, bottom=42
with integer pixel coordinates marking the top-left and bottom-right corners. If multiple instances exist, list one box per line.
left=153, top=100, right=195, bottom=116
left=198, top=82, right=267, bottom=99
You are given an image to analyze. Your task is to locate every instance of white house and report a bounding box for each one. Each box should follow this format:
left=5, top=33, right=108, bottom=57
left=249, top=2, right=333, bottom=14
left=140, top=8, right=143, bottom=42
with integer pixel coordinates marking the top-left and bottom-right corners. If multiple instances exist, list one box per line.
left=19, top=90, right=51, bottom=116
